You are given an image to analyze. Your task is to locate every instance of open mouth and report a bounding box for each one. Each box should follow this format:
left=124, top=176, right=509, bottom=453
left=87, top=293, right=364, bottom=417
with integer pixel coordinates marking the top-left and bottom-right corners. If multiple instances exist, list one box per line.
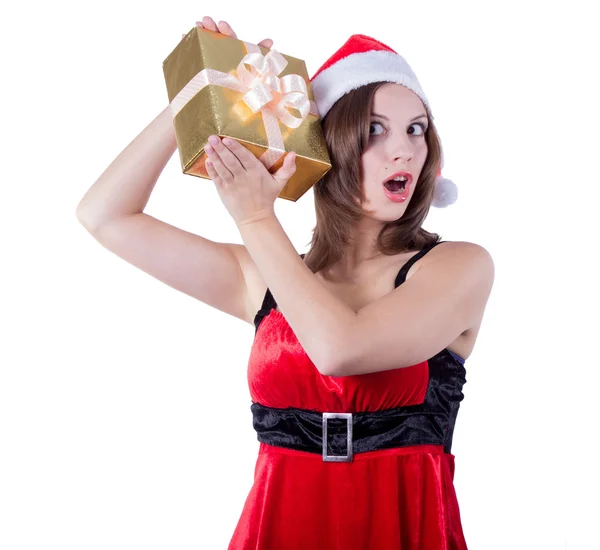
left=383, top=173, right=412, bottom=194
left=383, top=177, right=408, bottom=194
left=382, top=172, right=412, bottom=202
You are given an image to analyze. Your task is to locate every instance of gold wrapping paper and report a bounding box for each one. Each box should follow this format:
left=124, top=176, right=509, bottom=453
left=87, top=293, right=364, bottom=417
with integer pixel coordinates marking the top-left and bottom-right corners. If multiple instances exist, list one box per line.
left=162, top=27, right=331, bottom=202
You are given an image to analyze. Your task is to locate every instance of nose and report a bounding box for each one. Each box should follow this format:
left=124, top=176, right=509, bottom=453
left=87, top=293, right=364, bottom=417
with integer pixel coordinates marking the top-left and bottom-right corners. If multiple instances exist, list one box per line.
left=388, top=136, right=413, bottom=163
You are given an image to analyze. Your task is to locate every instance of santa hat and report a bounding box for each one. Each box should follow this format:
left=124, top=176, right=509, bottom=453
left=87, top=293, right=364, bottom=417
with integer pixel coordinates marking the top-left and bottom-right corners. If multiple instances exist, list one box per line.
left=310, top=34, right=458, bottom=208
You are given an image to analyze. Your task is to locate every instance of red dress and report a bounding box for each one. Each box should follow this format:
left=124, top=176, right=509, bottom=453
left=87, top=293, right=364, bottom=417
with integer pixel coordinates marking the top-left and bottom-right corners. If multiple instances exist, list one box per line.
left=228, top=242, right=469, bottom=549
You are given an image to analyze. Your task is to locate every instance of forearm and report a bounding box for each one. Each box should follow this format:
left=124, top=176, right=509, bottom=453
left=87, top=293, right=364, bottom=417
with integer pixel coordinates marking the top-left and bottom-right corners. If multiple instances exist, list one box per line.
left=237, top=215, right=356, bottom=375
left=75, top=105, right=177, bottom=229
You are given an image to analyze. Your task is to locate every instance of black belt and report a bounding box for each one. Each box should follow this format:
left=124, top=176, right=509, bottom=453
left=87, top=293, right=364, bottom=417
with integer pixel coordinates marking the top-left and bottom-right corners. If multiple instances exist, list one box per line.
left=251, top=402, right=451, bottom=463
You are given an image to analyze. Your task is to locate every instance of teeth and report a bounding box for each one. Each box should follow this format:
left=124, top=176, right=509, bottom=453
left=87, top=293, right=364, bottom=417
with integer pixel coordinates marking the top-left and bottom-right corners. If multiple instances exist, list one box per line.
left=392, top=176, right=408, bottom=182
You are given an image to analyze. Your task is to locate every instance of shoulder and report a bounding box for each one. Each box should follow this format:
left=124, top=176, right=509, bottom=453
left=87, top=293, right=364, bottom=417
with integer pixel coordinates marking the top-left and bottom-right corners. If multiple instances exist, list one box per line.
left=433, top=240, right=495, bottom=287
left=418, top=241, right=495, bottom=332
left=436, top=240, right=493, bottom=259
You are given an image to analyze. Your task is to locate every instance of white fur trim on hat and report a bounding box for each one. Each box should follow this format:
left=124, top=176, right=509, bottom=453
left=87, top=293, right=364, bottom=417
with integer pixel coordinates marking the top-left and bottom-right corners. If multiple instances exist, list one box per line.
left=311, top=50, right=431, bottom=119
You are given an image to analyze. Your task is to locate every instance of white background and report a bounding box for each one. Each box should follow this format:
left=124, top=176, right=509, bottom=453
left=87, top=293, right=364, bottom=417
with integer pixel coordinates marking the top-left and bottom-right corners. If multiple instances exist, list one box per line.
left=2, top=1, right=598, bottom=548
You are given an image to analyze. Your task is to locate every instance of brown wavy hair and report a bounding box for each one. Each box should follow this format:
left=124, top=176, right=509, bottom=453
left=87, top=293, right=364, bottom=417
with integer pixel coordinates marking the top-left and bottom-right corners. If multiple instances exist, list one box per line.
left=303, top=82, right=443, bottom=275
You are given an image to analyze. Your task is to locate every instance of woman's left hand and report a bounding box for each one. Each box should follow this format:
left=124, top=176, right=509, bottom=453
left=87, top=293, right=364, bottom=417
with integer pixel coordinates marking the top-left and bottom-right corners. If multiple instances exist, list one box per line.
left=204, top=135, right=297, bottom=227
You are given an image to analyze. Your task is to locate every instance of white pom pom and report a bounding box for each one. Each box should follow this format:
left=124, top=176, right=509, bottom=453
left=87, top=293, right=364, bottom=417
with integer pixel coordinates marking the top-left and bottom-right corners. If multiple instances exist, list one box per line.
left=432, top=176, right=458, bottom=208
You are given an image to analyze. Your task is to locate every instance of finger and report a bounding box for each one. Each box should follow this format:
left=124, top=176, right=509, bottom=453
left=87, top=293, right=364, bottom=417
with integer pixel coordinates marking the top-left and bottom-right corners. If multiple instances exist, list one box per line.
left=221, top=138, right=261, bottom=170
left=258, top=38, right=273, bottom=49
left=285, top=152, right=297, bottom=167
left=211, top=137, right=246, bottom=175
left=195, top=21, right=204, bottom=28
left=272, top=152, right=297, bottom=183
left=217, top=20, right=237, bottom=39
left=202, top=16, right=218, bottom=31
left=205, top=142, right=234, bottom=181
left=205, top=159, right=221, bottom=183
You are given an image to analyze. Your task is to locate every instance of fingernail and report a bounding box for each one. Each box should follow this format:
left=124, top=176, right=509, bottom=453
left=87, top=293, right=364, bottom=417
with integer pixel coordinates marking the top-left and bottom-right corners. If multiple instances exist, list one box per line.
left=208, top=135, right=219, bottom=145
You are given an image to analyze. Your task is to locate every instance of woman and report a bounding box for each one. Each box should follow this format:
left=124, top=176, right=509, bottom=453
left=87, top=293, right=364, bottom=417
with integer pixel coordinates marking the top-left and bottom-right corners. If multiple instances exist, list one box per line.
left=76, top=16, right=494, bottom=549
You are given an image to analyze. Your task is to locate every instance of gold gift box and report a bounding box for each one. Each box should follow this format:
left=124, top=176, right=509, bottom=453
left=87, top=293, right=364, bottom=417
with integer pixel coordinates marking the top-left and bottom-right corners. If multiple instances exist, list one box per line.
left=162, top=27, right=331, bottom=202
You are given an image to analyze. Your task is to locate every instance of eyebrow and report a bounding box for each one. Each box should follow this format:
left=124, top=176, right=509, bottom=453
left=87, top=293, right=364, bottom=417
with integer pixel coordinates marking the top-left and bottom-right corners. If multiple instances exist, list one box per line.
left=371, top=112, right=428, bottom=122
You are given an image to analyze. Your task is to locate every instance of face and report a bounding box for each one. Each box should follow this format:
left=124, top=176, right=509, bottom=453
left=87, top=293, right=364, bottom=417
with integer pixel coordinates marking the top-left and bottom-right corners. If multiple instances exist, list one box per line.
left=358, top=83, right=429, bottom=218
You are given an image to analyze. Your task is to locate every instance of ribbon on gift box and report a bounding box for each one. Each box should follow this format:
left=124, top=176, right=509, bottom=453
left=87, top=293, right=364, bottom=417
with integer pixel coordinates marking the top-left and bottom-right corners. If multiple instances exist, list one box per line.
left=169, top=40, right=320, bottom=169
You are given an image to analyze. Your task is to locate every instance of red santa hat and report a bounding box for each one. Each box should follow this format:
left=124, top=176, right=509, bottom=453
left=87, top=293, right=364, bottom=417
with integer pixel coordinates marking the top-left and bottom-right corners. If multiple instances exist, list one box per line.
left=310, top=34, right=458, bottom=208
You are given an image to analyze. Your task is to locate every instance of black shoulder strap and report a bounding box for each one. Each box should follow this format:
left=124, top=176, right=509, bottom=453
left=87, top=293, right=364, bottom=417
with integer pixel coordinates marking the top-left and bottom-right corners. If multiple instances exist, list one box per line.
left=394, top=241, right=447, bottom=288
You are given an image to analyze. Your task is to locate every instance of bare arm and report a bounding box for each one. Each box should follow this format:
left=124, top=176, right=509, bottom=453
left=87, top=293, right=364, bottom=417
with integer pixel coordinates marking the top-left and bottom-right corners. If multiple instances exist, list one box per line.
left=75, top=17, right=275, bottom=325
left=76, top=16, right=273, bottom=227
left=75, top=105, right=177, bottom=229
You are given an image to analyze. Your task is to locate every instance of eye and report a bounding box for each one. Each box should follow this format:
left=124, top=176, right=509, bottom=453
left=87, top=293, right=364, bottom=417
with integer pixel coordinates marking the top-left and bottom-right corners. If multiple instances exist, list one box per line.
left=369, top=121, right=385, bottom=136
left=408, top=122, right=427, bottom=137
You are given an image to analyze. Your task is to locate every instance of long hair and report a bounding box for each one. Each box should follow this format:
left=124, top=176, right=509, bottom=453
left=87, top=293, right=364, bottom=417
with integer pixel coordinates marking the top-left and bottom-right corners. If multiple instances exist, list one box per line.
left=303, top=82, right=443, bottom=275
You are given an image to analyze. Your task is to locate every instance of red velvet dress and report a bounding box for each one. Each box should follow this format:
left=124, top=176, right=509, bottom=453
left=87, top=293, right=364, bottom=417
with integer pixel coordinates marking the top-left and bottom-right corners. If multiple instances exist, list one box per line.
left=228, top=243, right=469, bottom=549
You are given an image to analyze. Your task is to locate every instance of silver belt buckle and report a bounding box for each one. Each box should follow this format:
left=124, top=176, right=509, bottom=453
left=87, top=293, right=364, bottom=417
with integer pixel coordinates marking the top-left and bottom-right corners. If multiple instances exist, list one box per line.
left=322, top=412, right=353, bottom=462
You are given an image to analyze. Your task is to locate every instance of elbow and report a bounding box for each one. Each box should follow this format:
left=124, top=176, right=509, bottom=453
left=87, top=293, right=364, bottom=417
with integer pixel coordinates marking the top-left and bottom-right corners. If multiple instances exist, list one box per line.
left=75, top=201, right=92, bottom=224
left=318, top=362, right=340, bottom=377
left=321, top=357, right=351, bottom=378
left=318, top=322, right=357, bottom=377
left=318, top=347, right=350, bottom=378
left=75, top=206, right=89, bottom=227
left=75, top=207, right=97, bottom=232
left=75, top=203, right=109, bottom=234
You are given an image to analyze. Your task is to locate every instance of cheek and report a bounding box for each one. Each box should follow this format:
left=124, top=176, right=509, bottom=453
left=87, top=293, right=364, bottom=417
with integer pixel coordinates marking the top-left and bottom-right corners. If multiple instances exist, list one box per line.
left=360, top=151, right=378, bottom=176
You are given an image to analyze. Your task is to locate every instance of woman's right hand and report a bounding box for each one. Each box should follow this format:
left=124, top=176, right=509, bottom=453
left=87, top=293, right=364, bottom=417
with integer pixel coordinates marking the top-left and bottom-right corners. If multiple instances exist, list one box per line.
left=182, top=16, right=273, bottom=49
